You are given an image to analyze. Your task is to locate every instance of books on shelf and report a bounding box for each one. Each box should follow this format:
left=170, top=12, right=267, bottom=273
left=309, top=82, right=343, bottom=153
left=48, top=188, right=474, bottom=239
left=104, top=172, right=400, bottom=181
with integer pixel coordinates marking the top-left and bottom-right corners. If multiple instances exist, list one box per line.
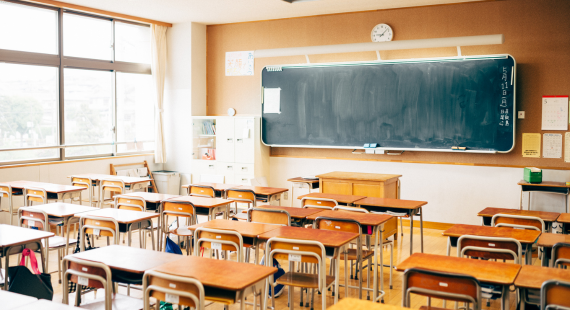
left=202, top=121, right=216, bottom=135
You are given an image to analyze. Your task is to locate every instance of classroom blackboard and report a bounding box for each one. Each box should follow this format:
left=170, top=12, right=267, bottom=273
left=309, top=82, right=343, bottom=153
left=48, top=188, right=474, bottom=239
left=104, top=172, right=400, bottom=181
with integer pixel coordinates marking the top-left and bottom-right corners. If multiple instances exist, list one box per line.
left=261, top=55, right=516, bottom=153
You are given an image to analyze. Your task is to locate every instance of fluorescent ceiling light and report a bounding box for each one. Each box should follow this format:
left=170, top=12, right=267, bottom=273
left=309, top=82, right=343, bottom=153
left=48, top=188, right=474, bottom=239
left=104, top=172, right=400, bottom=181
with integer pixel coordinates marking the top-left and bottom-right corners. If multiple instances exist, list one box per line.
left=254, top=34, right=504, bottom=58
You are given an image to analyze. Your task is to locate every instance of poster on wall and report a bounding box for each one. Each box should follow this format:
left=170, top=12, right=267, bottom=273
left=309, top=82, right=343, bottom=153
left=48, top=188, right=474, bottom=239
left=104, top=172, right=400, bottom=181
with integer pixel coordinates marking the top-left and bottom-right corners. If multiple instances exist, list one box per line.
left=541, top=96, right=569, bottom=130
left=225, top=51, right=254, bottom=76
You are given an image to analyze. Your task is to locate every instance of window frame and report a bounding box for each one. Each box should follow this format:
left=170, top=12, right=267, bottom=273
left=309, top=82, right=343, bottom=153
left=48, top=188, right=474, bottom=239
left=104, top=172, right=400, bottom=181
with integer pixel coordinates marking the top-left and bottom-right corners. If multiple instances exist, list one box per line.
left=0, top=0, right=153, bottom=165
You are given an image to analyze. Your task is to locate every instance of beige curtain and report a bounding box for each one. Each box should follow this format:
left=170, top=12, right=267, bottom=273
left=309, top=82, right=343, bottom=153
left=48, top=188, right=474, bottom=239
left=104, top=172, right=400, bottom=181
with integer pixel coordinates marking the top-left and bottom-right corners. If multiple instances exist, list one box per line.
left=151, top=24, right=168, bottom=163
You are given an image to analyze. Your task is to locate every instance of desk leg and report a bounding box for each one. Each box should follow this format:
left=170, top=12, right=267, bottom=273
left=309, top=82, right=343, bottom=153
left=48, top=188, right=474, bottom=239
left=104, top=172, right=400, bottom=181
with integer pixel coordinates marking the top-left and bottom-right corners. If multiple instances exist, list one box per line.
left=344, top=244, right=348, bottom=299
left=519, top=188, right=523, bottom=210
left=290, top=183, right=294, bottom=207
left=128, top=224, right=132, bottom=247
left=3, top=254, right=8, bottom=290
left=419, top=207, right=424, bottom=253
left=334, top=248, right=340, bottom=304
left=501, top=284, right=509, bottom=310
left=254, top=238, right=260, bottom=265
left=157, top=202, right=163, bottom=251
left=409, top=213, right=414, bottom=256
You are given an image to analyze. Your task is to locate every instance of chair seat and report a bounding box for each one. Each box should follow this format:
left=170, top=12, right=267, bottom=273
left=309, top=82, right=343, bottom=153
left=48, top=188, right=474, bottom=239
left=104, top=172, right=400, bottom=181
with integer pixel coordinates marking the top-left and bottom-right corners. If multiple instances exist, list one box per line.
left=230, top=211, right=248, bottom=221
left=340, top=248, right=374, bottom=261
left=42, top=236, right=77, bottom=248
left=276, top=272, right=335, bottom=289
left=80, top=293, right=145, bottom=310
left=169, top=226, right=193, bottom=236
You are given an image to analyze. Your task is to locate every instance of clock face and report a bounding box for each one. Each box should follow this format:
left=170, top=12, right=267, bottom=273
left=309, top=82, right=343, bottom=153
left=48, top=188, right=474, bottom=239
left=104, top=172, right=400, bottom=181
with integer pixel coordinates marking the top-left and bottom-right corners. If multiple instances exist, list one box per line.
left=371, top=23, right=393, bottom=42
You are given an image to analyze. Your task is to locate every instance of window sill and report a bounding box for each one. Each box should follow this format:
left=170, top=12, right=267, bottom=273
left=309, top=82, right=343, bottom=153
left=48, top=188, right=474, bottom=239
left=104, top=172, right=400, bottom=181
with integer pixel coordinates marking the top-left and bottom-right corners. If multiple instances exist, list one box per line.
left=0, top=153, right=154, bottom=170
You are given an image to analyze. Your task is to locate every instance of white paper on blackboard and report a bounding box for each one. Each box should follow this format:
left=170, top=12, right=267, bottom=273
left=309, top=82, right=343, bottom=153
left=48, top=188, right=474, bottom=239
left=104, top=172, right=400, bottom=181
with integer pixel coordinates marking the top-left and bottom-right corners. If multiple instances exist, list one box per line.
left=263, top=88, right=281, bottom=114
left=543, top=133, right=562, bottom=158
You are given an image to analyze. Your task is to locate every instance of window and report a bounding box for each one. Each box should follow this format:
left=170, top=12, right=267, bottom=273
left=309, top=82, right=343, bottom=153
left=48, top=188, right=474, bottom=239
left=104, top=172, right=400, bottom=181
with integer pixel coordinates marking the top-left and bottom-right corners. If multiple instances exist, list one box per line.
left=0, top=1, right=153, bottom=164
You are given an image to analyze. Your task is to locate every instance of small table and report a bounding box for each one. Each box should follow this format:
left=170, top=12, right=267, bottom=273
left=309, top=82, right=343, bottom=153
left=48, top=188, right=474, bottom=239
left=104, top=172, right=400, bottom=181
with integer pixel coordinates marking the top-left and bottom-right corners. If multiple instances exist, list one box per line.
left=69, top=174, right=152, bottom=208
left=182, top=183, right=242, bottom=198
left=257, top=226, right=359, bottom=304
left=305, top=210, right=393, bottom=301
left=442, top=224, right=541, bottom=264
left=0, top=224, right=54, bottom=290
left=74, top=208, right=159, bottom=247
left=256, top=205, right=325, bottom=224
left=537, top=232, right=570, bottom=267
left=396, top=253, right=520, bottom=310
left=477, top=207, right=560, bottom=230
left=297, top=192, right=366, bottom=205
left=557, top=213, right=570, bottom=232
left=355, top=197, right=428, bottom=254
left=518, top=180, right=570, bottom=213
left=4, top=181, right=86, bottom=211
left=514, top=265, right=570, bottom=308
left=287, top=177, right=319, bottom=207
left=151, top=255, right=277, bottom=309
left=237, top=186, right=288, bottom=205
left=1, top=290, right=37, bottom=308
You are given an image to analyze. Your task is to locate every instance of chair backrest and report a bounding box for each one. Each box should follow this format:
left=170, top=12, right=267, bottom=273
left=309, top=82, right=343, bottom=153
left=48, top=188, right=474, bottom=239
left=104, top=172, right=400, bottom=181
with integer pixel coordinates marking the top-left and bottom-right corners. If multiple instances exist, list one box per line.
left=24, top=187, right=47, bottom=206
left=0, top=183, right=12, bottom=199
left=18, top=207, right=48, bottom=231
left=115, top=195, right=146, bottom=212
left=226, top=189, right=256, bottom=205
left=266, top=237, right=327, bottom=290
left=70, top=176, right=91, bottom=189
left=100, top=178, right=125, bottom=194
left=333, top=206, right=369, bottom=213
left=457, top=235, right=522, bottom=264
left=248, top=208, right=290, bottom=226
left=79, top=215, right=119, bottom=250
left=541, top=279, right=570, bottom=310
left=402, top=268, right=481, bottom=310
left=313, top=216, right=361, bottom=235
left=63, top=256, right=112, bottom=309
left=552, top=242, right=570, bottom=268
left=161, top=201, right=196, bottom=234
left=301, top=197, right=337, bottom=210
left=193, top=228, right=244, bottom=262
left=187, top=185, right=215, bottom=198
left=491, top=214, right=545, bottom=232
left=143, top=270, right=205, bottom=310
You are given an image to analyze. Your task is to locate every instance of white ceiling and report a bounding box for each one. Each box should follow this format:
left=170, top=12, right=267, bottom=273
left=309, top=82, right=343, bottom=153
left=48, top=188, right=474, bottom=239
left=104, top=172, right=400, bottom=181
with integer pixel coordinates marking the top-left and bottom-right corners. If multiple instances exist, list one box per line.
left=61, top=0, right=484, bottom=25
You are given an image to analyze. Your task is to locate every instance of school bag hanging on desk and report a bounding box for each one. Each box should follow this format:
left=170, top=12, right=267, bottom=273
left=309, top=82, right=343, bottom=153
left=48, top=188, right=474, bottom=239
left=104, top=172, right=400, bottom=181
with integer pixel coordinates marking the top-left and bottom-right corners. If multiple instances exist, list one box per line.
left=8, top=248, right=53, bottom=300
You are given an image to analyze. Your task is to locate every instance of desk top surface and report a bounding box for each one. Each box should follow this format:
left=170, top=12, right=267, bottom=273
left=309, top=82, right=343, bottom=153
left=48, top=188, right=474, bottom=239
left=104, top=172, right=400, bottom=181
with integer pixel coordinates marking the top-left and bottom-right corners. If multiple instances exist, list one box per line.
left=477, top=207, right=560, bottom=222
left=1, top=289, right=38, bottom=309
left=0, top=224, right=54, bottom=248
left=514, top=265, right=570, bottom=289
left=355, top=197, right=427, bottom=209
left=12, top=299, right=80, bottom=309
left=328, top=298, right=410, bottom=310
left=396, top=253, right=521, bottom=285
left=75, top=208, right=158, bottom=224
left=287, top=177, right=319, bottom=184
left=537, top=232, right=570, bottom=248
left=167, top=196, right=233, bottom=208
left=236, top=186, right=288, bottom=195
left=69, top=174, right=151, bottom=184
left=182, top=183, right=242, bottom=191
left=557, top=213, right=570, bottom=223
left=442, top=224, right=541, bottom=244
left=316, top=172, right=401, bottom=182
left=517, top=180, right=570, bottom=188
left=68, top=245, right=182, bottom=274
left=256, top=205, right=325, bottom=219
left=306, top=210, right=393, bottom=226
left=3, top=180, right=86, bottom=193
left=188, top=219, right=280, bottom=238
left=26, top=203, right=98, bottom=217
left=257, top=226, right=359, bottom=248
left=297, top=193, right=366, bottom=204
left=121, top=192, right=182, bottom=203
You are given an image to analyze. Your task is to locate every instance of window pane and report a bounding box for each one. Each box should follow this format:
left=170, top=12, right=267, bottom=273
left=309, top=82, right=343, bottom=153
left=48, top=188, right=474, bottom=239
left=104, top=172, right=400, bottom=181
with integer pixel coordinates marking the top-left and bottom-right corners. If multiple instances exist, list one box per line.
left=0, top=2, right=58, bottom=54
left=64, top=69, right=113, bottom=157
left=0, top=63, right=59, bottom=162
left=115, top=22, right=151, bottom=64
left=64, top=13, right=112, bottom=60
left=116, top=72, right=154, bottom=153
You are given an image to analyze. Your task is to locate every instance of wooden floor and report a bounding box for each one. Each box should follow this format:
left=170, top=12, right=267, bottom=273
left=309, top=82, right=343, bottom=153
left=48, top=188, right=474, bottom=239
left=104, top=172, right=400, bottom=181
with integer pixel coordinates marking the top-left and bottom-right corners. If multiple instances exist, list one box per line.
left=15, top=218, right=530, bottom=309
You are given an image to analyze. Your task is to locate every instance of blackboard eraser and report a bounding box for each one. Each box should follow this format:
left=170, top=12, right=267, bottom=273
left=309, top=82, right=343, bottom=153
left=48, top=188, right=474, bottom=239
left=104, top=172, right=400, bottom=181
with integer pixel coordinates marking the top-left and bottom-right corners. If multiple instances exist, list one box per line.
left=452, top=146, right=467, bottom=150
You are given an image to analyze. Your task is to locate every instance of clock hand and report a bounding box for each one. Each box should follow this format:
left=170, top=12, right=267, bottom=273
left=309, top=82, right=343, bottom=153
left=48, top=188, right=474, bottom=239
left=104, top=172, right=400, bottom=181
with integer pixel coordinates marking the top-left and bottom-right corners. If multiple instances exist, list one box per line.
left=377, top=28, right=389, bottom=37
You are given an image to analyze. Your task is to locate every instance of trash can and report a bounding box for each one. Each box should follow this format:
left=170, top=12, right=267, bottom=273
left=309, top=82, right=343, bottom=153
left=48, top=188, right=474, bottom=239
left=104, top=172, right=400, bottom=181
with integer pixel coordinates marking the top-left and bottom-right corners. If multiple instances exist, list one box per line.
left=152, top=171, right=180, bottom=195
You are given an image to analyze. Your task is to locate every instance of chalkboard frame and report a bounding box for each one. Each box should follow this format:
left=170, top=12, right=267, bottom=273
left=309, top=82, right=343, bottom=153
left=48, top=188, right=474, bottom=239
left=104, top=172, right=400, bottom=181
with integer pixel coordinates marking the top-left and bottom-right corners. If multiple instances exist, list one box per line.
left=261, top=54, right=516, bottom=154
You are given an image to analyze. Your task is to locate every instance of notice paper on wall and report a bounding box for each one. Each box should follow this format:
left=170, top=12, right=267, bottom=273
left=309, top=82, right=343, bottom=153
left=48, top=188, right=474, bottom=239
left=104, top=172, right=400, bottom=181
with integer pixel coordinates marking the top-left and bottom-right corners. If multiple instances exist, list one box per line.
left=565, top=133, right=570, bottom=163
left=225, top=51, right=254, bottom=76
left=522, top=133, right=541, bottom=158
left=543, top=133, right=562, bottom=158
left=263, top=87, right=281, bottom=114
left=541, top=96, right=569, bottom=130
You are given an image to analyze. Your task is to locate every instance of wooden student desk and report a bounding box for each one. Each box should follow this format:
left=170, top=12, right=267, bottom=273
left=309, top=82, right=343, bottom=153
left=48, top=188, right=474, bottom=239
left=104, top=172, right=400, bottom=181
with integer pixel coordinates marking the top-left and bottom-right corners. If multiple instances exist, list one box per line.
left=514, top=265, right=570, bottom=308
left=0, top=224, right=54, bottom=290
left=396, top=253, right=521, bottom=310
left=287, top=177, right=319, bottom=207
left=518, top=180, right=570, bottom=213
left=13, top=299, right=79, bottom=309
left=477, top=207, right=560, bottom=230
left=442, top=224, right=541, bottom=265
left=537, top=232, right=570, bottom=267
left=1, top=286, right=38, bottom=308
left=68, top=174, right=151, bottom=208
left=236, top=185, right=289, bottom=205
left=557, top=213, right=570, bottom=232
left=297, top=192, right=366, bottom=205
left=182, top=183, right=243, bottom=198
left=256, top=205, right=325, bottom=225
left=306, top=210, right=393, bottom=301
left=257, top=226, right=359, bottom=304
left=328, top=298, right=410, bottom=310
left=355, top=197, right=427, bottom=255
left=151, top=255, right=277, bottom=310
left=167, top=196, right=233, bottom=220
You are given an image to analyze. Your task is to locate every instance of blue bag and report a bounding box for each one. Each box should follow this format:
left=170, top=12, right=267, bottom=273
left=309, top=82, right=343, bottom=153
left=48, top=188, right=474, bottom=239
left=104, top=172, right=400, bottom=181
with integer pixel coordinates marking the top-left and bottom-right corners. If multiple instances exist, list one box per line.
left=165, top=236, right=183, bottom=255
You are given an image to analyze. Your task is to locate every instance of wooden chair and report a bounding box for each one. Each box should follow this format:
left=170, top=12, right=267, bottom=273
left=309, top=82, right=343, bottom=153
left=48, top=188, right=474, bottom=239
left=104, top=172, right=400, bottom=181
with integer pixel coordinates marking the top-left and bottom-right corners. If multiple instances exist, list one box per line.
left=79, top=215, right=119, bottom=251
left=187, top=185, right=215, bottom=198
left=552, top=242, right=570, bottom=268
left=193, top=227, right=244, bottom=262
left=161, top=201, right=196, bottom=255
left=492, top=213, right=545, bottom=264
left=264, top=237, right=335, bottom=310
left=18, top=207, right=78, bottom=283
left=70, top=176, right=97, bottom=207
left=0, top=183, right=17, bottom=225
left=227, top=188, right=256, bottom=216
left=24, top=187, right=47, bottom=206
left=402, top=267, right=482, bottom=310
left=540, top=279, right=570, bottom=310
left=114, top=195, right=155, bottom=250
left=99, top=178, right=125, bottom=208
left=63, top=256, right=144, bottom=310
left=301, top=197, right=337, bottom=210
left=143, top=270, right=205, bottom=310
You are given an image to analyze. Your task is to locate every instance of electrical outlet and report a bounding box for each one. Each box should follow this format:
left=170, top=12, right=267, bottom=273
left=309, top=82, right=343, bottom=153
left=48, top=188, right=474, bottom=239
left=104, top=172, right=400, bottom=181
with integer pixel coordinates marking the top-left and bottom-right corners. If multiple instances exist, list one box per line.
left=284, top=192, right=288, bottom=200
left=518, top=111, right=525, bottom=119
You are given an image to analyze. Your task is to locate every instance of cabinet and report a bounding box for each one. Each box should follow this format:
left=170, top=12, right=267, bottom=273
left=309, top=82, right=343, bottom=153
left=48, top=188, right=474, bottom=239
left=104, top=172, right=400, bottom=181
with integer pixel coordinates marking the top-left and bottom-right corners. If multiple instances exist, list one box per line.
left=191, top=116, right=269, bottom=185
